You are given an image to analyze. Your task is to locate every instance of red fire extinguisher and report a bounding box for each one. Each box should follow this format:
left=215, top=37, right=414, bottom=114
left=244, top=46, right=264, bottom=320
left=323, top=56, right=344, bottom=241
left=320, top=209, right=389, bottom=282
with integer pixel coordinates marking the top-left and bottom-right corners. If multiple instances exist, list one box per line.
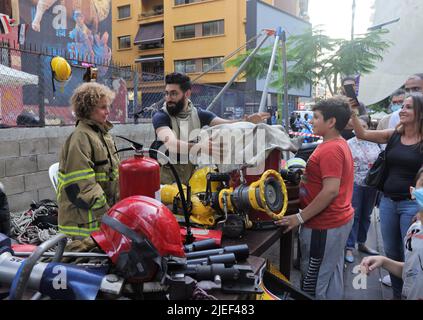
left=116, top=136, right=160, bottom=201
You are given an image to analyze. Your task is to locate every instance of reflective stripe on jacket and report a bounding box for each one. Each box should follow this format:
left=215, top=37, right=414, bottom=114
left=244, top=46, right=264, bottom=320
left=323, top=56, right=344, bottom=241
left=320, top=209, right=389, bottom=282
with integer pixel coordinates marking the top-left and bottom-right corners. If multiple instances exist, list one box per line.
left=58, top=119, right=119, bottom=238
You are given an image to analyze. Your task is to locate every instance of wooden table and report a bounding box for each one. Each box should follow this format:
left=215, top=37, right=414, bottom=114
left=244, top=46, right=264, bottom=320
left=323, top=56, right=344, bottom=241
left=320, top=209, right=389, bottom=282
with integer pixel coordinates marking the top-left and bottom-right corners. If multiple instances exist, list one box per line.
left=221, top=227, right=293, bottom=280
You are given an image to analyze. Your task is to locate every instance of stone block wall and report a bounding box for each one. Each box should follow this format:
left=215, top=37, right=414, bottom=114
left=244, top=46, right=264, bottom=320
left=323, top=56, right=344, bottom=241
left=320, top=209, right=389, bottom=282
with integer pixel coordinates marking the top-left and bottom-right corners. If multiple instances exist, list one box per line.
left=0, top=123, right=155, bottom=212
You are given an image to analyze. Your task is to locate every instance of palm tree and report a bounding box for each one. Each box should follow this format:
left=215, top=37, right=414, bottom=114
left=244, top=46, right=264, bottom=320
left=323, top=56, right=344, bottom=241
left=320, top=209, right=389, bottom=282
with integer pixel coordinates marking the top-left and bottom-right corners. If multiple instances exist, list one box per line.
left=226, top=27, right=391, bottom=97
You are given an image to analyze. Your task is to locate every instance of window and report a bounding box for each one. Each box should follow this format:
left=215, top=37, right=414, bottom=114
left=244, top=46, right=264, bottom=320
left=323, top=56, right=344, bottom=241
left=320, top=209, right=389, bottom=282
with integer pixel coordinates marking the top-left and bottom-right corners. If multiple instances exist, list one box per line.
left=202, top=20, right=224, bottom=37
left=175, top=25, right=195, bottom=40
left=120, top=66, right=132, bottom=80
left=0, top=0, right=12, bottom=17
left=202, top=57, right=224, bottom=72
left=175, top=20, right=224, bottom=40
left=118, top=36, right=131, bottom=49
left=118, top=5, right=131, bottom=19
left=175, top=59, right=197, bottom=73
left=175, top=0, right=206, bottom=5
left=175, top=57, right=223, bottom=73
left=0, top=41, right=10, bottom=67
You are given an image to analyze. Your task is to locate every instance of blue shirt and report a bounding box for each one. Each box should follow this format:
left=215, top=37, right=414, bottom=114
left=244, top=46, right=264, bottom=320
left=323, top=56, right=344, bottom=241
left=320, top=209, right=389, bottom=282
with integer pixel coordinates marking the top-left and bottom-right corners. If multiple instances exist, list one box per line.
left=152, top=107, right=217, bottom=131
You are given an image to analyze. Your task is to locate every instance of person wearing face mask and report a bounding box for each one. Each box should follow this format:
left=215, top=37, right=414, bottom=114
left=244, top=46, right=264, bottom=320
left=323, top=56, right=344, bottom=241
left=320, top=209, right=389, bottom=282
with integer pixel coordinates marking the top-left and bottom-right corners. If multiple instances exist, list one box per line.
left=152, top=72, right=270, bottom=184
left=390, top=74, right=423, bottom=128
left=377, top=89, right=406, bottom=131
left=378, top=75, right=423, bottom=132
left=349, top=92, right=423, bottom=299
left=360, top=167, right=423, bottom=300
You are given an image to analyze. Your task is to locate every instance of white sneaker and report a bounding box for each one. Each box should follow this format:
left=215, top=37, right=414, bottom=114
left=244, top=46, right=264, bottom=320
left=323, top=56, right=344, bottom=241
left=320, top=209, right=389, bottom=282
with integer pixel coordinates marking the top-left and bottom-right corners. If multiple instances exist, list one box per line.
left=381, top=275, right=392, bottom=287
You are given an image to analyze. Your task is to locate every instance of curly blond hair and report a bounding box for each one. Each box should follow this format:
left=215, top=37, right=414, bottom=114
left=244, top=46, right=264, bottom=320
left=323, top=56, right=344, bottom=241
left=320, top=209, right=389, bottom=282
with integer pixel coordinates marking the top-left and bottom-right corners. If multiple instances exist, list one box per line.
left=71, top=82, right=115, bottom=120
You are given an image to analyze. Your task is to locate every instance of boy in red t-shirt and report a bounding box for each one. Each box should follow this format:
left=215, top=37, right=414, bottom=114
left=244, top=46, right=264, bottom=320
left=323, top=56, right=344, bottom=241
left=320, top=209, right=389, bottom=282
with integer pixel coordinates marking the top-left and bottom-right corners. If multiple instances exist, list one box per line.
left=276, top=96, right=354, bottom=299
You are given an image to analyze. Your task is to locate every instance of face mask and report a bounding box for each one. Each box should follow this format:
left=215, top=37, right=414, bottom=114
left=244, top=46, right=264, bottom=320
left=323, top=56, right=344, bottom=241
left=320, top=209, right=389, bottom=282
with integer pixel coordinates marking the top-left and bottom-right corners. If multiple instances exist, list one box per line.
left=390, top=103, right=402, bottom=112
left=411, top=187, right=423, bottom=209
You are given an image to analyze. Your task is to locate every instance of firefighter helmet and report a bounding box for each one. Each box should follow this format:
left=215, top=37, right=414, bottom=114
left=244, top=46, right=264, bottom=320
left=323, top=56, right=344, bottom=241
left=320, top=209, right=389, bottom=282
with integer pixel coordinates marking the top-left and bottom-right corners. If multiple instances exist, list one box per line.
left=51, top=56, right=72, bottom=82
left=91, top=196, right=185, bottom=281
left=285, top=157, right=306, bottom=170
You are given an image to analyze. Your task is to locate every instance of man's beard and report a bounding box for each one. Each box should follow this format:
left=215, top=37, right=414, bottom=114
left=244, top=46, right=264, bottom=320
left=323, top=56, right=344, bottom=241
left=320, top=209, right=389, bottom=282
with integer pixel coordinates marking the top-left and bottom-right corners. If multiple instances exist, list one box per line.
left=166, top=97, right=185, bottom=116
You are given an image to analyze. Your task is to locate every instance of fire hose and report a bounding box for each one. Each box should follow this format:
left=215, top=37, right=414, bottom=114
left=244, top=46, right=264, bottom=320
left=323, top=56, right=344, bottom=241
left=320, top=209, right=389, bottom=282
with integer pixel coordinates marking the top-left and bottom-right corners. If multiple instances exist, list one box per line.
left=289, top=131, right=321, bottom=138
left=0, top=233, right=123, bottom=300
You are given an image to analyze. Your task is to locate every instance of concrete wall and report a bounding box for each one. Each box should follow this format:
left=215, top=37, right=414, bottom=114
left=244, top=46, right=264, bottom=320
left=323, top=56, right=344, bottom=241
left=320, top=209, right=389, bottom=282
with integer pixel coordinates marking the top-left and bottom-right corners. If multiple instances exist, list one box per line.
left=0, top=123, right=155, bottom=212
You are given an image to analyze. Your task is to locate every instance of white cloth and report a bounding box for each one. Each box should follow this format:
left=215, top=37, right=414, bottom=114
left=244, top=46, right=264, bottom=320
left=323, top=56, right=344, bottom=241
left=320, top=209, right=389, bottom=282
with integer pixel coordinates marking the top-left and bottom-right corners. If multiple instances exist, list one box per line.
left=348, top=138, right=381, bottom=186
left=402, top=220, right=423, bottom=300
left=358, top=0, right=423, bottom=105
left=194, top=122, right=298, bottom=174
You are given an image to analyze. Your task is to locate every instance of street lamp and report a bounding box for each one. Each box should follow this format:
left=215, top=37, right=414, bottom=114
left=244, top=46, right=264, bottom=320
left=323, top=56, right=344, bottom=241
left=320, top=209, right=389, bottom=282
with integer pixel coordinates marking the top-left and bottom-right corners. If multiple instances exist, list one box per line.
left=367, top=18, right=400, bottom=31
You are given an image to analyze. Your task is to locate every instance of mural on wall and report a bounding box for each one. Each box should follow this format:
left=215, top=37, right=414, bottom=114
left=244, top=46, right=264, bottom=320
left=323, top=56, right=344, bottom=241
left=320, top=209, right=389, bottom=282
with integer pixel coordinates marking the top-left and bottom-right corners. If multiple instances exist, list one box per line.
left=24, top=0, right=111, bottom=66
left=18, top=0, right=113, bottom=107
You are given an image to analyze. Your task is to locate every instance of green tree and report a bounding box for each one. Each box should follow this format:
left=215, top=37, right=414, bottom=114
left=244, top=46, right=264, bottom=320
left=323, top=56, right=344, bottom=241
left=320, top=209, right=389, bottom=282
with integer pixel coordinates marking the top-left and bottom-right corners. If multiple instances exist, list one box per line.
left=226, top=27, right=391, bottom=96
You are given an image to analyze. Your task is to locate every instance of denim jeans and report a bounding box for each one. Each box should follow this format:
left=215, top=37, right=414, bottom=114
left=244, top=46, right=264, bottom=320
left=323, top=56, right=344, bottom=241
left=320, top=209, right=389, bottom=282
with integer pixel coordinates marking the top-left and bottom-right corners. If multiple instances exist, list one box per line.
left=379, top=195, right=419, bottom=299
left=346, top=184, right=378, bottom=250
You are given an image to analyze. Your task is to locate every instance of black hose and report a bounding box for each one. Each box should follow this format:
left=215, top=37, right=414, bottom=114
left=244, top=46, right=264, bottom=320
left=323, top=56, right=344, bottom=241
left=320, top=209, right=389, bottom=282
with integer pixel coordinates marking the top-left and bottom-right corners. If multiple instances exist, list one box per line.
left=115, top=136, right=195, bottom=244
left=143, top=148, right=195, bottom=244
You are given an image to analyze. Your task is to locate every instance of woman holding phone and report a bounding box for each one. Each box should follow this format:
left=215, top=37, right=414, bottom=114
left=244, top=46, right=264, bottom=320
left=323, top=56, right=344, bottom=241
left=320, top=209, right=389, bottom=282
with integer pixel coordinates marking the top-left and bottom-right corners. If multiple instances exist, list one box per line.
left=349, top=92, right=423, bottom=299
left=341, top=77, right=367, bottom=140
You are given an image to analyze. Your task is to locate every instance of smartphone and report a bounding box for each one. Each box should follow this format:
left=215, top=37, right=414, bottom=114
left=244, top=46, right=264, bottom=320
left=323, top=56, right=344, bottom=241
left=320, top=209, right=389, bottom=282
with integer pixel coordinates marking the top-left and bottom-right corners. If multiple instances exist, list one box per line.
left=343, top=84, right=360, bottom=106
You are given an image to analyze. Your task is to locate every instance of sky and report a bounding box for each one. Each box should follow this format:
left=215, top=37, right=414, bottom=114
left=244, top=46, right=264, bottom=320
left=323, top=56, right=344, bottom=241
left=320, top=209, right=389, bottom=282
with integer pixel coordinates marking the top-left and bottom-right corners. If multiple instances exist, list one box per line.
left=308, top=0, right=375, bottom=39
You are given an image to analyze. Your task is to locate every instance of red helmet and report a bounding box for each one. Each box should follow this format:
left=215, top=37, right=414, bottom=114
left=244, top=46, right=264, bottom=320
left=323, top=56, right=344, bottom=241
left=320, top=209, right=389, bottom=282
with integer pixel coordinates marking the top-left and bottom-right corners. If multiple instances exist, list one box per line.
left=91, top=196, right=185, bottom=281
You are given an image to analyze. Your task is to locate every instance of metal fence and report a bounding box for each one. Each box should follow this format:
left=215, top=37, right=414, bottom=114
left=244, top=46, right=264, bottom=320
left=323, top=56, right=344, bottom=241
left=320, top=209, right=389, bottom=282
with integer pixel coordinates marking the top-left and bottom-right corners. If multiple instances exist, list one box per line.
left=0, top=41, right=267, bottom=128
left=0, top=41, right=133, bottom=127
left=134, top=81, right=248, bottom=122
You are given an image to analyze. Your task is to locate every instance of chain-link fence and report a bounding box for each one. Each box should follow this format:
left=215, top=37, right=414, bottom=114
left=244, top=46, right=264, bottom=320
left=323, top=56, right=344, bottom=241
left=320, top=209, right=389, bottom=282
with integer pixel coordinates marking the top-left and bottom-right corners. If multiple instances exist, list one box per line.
left=0, top=41, right=132, bottom=127
left=0, top=40, right=286, bottom=128
left=134, top=81, right=247, bottom=122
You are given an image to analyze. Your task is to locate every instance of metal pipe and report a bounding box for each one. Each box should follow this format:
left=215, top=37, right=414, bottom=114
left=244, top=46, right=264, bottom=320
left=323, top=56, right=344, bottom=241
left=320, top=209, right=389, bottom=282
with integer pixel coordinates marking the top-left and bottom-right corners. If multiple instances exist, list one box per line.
left=192, top=32, right=263, bottom=83
left=259, top=29, right=281, bottom=113
left=281, top=30, right=289, bottom=130
left=207, top=33, right=271, bottom=111
left=134, top=33, right=265, bottom=118
left=13, top=251, right=109, bottom=258
left=8, top=233, right=67, bottom=300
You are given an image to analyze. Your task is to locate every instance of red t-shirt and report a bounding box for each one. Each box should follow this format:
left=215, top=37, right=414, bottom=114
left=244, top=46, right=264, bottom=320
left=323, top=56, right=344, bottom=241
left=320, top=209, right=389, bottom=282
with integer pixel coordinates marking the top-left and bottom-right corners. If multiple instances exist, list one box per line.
left=300, top=138, right=354, bottom=229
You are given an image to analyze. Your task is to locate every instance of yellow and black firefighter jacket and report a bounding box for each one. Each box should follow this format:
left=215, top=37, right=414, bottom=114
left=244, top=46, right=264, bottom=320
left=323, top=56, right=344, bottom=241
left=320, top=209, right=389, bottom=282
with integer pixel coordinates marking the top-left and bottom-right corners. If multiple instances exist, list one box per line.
left=58, top=119, right=120, bottom=238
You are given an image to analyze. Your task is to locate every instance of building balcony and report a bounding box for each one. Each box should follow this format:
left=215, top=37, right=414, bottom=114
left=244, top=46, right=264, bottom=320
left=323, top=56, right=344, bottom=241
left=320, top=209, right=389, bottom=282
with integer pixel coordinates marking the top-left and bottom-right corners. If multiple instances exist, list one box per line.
left=138, top=44, right=164, bottom=53
left=138, top=13, right=164, bottom=24
left=141, top=71, right=164, bottom=83
left=139, top=1, right=164, bottom=23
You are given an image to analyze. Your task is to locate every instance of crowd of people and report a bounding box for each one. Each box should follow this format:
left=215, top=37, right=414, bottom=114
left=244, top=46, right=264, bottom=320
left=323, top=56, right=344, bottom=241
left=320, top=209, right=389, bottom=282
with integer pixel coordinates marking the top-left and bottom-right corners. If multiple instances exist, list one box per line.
left=277, top=73, right=423, bottom=300
left=2, top=70, right=422, bottom=300
left=30, top=72, right=423, bottom=300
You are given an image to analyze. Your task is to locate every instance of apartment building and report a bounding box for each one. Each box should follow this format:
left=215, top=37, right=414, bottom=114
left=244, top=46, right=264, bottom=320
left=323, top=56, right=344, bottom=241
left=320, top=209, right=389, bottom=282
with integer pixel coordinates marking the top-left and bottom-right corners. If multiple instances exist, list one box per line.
left=112, top=0, right=308, bottom=88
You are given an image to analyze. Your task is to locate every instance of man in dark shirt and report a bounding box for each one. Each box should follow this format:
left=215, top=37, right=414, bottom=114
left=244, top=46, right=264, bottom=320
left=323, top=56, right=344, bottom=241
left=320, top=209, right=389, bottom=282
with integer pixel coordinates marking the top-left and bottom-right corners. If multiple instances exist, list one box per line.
left=340, top=76, right=367, bottom=140
left=152, top=72, right=269, bottom=184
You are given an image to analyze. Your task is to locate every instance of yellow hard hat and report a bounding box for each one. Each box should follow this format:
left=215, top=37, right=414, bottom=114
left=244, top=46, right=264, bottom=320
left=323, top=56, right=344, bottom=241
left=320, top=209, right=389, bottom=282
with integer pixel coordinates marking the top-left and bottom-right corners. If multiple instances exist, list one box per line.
left=189, top=167, right=219, bottom=194
left=51, top=56, right=72, bottom=82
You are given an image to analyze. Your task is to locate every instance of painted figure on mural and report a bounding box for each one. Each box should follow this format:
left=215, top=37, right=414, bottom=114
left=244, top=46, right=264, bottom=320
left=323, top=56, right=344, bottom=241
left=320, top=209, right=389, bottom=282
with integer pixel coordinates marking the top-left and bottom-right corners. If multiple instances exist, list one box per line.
left=27, top=0, right=112, bottom=70
left=29, top=0, right=111, bottom=34
left=68, top=10, right=95, bottom=61
left=93, top=31, right=112, bottom=75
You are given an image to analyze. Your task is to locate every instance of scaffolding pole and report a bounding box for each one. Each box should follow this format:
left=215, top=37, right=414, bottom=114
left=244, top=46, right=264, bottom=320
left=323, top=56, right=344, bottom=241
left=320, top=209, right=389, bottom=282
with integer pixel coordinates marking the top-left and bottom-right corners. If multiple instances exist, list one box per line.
left=258, top=27, right=283, bottom=113
left=206, top=32, right=272, bottom=111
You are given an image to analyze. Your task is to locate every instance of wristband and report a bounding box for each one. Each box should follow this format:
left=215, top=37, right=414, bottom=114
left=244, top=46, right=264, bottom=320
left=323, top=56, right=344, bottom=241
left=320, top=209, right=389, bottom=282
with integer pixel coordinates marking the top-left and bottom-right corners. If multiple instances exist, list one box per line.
left=296, top=212, right=305, bottom=224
